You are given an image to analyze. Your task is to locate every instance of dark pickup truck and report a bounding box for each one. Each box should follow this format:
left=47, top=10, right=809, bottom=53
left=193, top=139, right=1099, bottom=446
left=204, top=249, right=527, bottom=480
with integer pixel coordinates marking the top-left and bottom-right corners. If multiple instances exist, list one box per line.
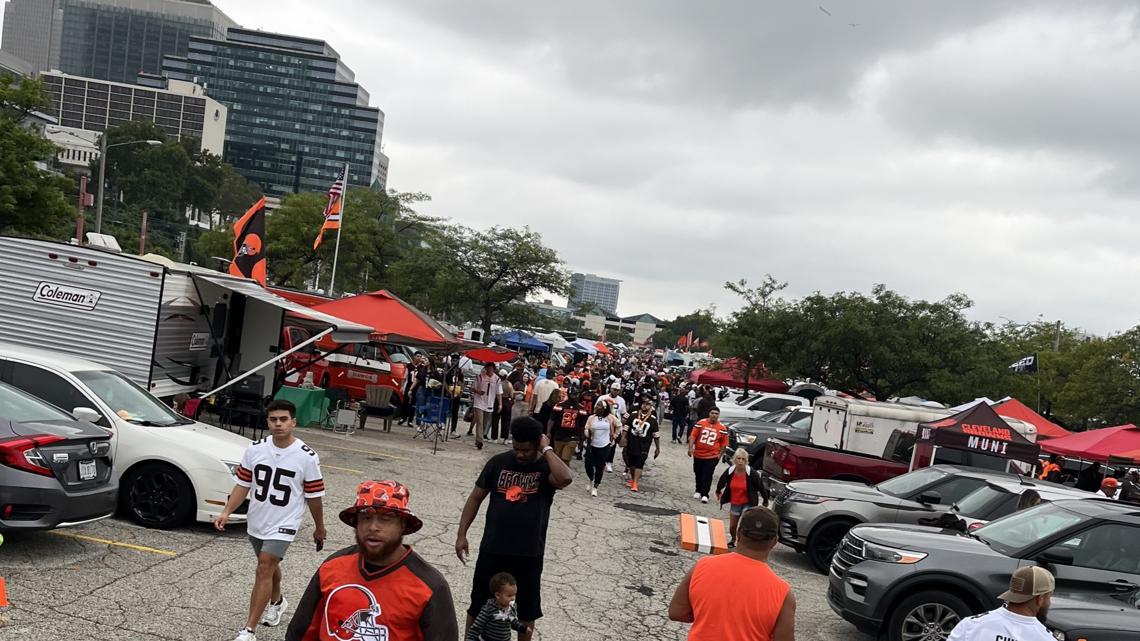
left=762, top=433, right=1019, bottom=499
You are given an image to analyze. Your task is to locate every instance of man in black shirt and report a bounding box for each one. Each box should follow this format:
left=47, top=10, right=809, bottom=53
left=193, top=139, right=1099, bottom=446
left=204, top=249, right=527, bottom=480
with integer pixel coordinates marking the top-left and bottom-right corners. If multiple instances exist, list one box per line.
left=670, top=387, right=690, bottom=444
left=622, top=397, right=661, bottom=492
left=456, top=417, right=573, bottom=641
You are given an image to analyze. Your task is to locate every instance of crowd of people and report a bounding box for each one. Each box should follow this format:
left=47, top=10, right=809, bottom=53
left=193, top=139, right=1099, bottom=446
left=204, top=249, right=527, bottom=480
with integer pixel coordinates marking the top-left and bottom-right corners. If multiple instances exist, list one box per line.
left=1037, top=454, right=1140, bottom=502
left=209, top=345, right=802, bottom=641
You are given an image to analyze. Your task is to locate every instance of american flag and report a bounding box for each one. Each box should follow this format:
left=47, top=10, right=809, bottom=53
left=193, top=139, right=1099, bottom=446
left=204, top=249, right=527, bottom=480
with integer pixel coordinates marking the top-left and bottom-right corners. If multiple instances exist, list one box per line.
left=313, top=164, right=348, bottom=249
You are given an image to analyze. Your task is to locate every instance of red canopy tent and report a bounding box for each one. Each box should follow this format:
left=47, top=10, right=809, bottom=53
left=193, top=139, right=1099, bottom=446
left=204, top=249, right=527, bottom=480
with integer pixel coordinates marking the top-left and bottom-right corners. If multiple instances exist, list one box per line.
left=1041, top=424, right=1140, bottom=464
left=690, top=359, right=789, bottom=393
left=310, top=290, right=471, bottom=349
left=594, top=342, right=612, bottom=355
left=463, top=347, right=518, bottom=363
left=993, top=398, right=1071, bottom=440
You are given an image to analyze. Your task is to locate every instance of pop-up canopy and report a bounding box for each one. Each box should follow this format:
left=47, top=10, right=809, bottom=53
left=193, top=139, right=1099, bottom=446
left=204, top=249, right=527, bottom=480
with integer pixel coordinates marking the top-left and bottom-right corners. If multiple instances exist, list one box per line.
left=993, top=398, right=1071, bottom=440
left=918, top=401, right=1041, bottom=464
left=690, top=358, right=789, bottom=393
left=309, top=290, right=468, bottom=349
left=1041, top=423, right=1140, bottom=464
left=491, top=330, right=550, bottom=353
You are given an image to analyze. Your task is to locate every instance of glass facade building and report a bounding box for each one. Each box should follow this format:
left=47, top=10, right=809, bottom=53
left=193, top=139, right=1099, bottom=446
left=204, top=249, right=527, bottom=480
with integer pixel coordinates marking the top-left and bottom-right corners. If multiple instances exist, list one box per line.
left=161, top=28, right=386, bottom=196
left=1, top=0, right=235, bottom=83
left=569, top=273, right=622, bottom=315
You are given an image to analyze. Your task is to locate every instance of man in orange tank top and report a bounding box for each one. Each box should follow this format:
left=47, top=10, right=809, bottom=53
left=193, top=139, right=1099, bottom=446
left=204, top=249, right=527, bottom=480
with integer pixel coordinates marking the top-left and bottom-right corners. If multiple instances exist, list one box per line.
left=668, top=507, right=796, bottom=641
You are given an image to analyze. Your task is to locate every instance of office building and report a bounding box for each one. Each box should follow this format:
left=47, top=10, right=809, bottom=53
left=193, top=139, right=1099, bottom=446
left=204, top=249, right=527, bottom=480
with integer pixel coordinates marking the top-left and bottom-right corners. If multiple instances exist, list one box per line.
left=569, top=272, right=622, bottom=315
left=0, top=49, right=34, bottom=76
left=576, top=312, right=664, bottom=345
left=161, top=28, right=387, bottom=197
left=40, top=71, right=227, bottom=154
left=1, top=0, right=236, bottom=83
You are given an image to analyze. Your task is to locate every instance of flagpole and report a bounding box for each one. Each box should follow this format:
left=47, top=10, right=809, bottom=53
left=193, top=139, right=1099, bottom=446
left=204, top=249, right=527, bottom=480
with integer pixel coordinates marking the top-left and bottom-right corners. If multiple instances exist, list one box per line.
left=328, top=162, right=348, bottom=296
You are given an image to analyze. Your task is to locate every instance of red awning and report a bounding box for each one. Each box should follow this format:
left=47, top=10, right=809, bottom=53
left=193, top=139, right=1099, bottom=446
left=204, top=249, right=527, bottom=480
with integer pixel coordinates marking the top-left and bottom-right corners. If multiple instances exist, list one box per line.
left=268, top=286, right=333, bottom=308
left=594, top=342, right=612, bottom=355
left=993, top=398, right=1070, bottom=440
left=689, top=367, right=789, bottom=393
left=464, top=347, right=518, bottom=363
left=1041, top=424, right=1140, bottom=464
left=309, top=290, right=470, bottom=349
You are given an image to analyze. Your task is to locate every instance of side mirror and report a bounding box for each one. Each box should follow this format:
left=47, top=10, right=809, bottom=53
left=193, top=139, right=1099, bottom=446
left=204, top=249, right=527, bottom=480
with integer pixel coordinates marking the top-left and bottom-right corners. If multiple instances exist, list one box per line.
left=916, top=491, right=942, bottom=505
left=72, top=407, right=103, bottom=424
left=1038, top=546, right=1074, bottom=567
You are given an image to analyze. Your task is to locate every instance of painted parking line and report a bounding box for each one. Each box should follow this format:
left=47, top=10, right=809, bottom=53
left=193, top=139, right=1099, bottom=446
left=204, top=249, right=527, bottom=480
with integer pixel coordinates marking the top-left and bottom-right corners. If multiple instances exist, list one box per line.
left=322, top=464, right=365, bottom=474
left=49, top=531, right=178, bottom=557
left=303, top=440, right=410, bottom=462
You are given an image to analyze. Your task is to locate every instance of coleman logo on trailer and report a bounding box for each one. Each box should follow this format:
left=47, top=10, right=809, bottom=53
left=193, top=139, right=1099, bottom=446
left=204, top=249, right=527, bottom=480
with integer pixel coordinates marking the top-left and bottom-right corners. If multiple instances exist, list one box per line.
left=33, top=282, right=101, bottom=310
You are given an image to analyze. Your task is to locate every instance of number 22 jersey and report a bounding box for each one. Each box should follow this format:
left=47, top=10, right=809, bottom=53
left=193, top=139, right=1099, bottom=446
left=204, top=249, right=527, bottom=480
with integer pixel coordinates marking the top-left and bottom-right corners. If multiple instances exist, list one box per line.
left=234, top=437, right=325, bottom=541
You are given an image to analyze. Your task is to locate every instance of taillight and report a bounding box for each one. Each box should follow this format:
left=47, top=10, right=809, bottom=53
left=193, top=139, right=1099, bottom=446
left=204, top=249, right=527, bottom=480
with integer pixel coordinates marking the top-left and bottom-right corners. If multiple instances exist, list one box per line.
left=967, top=521, right=984, bottom=531
left=0, top=435, right=65, bottom=477
left=783, top=452, right=799, bottom=478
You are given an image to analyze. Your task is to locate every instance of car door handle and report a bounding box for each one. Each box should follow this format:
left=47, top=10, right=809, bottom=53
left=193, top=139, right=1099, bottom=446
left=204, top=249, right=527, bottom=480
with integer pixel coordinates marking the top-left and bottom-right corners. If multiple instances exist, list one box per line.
left=1110, top=579, right=1138, bottom=591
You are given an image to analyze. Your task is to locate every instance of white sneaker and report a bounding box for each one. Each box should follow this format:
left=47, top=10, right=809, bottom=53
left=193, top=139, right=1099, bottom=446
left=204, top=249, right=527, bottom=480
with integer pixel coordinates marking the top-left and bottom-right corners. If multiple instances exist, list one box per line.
left=693, top=492, right=701, bottom=499
left=701, top=496, right=709, bottom=504
left=505, top=439, right=512, bottom=446
left=261, top=596, right=288, bottom=627
left=606, top=463, right=613, bottom=473
left=591, top=487, right=598, bottom=497
left=232, top=629, right=257, bottom=641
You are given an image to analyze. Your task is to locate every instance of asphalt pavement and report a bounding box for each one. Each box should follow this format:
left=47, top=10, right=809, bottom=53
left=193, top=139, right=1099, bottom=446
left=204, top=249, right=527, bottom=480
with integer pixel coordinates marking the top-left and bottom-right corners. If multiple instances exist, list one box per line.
left=0, top=419, right=874, bottom=640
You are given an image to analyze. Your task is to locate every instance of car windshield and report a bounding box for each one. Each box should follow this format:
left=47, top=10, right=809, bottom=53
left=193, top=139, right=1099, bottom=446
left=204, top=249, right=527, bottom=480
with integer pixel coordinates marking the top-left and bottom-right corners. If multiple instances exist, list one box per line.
left=974, top=502, right=1086, bottom=554
left=789, top=412, right=813, bottom=430
left=953, top=484, right=1011, bottom=518
left=877, top=467, right=948, bottom=497
left=0, top=381, right=74, bottom=422
left=73, top=370, right=191, bottom=426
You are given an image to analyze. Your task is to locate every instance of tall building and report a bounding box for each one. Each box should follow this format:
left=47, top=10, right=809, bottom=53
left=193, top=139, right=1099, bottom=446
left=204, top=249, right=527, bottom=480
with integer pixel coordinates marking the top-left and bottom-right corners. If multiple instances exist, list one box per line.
left=0, top=0, right=236, bottom=83
left=40, top=70, right=227, bottom=153
left=569, top=272, right=622, bottom=315
left=161, top=28, right=387, bottom=197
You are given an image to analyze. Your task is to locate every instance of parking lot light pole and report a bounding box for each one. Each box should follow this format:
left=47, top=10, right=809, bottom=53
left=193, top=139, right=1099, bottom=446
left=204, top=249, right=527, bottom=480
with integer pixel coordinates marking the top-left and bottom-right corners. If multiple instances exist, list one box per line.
left=95, top=137, right=162, bottom=234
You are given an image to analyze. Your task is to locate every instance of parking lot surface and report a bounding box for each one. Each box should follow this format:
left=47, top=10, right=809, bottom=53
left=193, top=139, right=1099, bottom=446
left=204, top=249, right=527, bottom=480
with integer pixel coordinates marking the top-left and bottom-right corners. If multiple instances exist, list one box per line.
left=1, top=421, right=873, bottom=640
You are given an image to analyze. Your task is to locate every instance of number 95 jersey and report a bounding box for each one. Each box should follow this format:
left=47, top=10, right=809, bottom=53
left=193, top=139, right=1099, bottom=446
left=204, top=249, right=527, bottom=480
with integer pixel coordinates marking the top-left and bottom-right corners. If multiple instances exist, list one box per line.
left=234, top=438, right=325, bottom=541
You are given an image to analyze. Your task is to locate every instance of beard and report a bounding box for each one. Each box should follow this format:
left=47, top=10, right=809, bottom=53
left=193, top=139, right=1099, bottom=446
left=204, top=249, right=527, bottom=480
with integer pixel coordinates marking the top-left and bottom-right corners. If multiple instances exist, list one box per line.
left=1036, top=605, right=1050, bottom=623
left=355, top=529, right=404, bottom=564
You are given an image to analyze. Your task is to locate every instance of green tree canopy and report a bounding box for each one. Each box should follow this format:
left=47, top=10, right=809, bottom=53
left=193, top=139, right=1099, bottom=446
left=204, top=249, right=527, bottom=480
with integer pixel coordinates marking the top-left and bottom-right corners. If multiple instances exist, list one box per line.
left=0, top=73, right=74, bottom=238
left=650, top=307, right=720, bottom=349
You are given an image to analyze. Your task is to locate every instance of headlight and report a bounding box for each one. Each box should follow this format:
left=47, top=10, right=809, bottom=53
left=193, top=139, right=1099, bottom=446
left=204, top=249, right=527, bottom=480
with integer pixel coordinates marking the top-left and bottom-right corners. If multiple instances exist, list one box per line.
left=223, top=461, right=240, bottom=476
left=737, top=433, right=758, bottom=445
left=786, top=491, right=836, bottom=504
left=862, top=540, right=927, bottom=564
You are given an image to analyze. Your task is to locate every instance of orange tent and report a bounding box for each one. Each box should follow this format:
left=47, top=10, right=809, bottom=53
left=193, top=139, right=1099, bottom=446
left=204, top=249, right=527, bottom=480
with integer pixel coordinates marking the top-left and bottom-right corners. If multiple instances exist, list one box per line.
left=594, top=342, right=612, bottom=355
left=994, top=398, right=1070, bottom=440
left=310, top=290, right=468, bottom=349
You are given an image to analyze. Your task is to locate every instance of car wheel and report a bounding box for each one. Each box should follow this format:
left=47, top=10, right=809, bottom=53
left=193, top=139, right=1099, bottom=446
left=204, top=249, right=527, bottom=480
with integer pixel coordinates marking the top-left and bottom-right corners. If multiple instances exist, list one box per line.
left=887, top=590, right=972, bottom=641
left=122, top=462, right=194, bottom=529
left=806, top=520, right=853, bottom=574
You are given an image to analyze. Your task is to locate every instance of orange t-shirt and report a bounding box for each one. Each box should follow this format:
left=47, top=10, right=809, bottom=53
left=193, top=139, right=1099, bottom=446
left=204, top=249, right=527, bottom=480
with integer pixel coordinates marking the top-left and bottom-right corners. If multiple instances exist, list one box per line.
left=688, top=553, right=790, bottom=641
left=690, top=420, right=728, bottom=460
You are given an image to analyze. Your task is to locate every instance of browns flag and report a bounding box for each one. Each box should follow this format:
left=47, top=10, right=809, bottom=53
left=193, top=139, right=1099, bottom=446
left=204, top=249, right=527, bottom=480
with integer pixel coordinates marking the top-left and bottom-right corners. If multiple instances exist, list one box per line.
left=229, top=197, right=267, bottom=286
left=313, top=165, right=347, bottom=250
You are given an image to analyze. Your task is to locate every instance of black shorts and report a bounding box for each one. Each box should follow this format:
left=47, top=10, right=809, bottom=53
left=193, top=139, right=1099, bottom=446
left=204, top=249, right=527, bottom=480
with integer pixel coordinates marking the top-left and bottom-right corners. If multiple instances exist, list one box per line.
left=468, top=552, right=544, bottom=622
left=626, top=449, right=649, bottom=469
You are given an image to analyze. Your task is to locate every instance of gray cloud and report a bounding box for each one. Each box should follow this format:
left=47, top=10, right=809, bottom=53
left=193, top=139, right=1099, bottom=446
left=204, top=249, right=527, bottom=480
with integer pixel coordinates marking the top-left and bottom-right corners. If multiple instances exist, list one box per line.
left=199, top=1, right=1140, bottom=333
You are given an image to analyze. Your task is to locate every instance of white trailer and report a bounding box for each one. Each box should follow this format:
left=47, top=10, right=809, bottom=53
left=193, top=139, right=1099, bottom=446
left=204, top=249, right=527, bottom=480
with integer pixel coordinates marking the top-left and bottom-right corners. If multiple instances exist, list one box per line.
left=810, top=396, right=1037, bottom=457
left=0, top=237, right=372, bottom=399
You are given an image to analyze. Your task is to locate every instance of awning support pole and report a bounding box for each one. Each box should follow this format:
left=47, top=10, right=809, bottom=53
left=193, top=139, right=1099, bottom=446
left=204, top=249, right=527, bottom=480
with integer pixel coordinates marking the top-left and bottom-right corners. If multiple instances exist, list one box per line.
left=201, top=327, right=334, bottom=399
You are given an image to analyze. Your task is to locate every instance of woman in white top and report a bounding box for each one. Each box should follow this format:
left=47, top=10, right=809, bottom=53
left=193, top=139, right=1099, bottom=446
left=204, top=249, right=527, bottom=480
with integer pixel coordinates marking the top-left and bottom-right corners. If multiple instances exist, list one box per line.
left=583, top=401, right=621, bottom=497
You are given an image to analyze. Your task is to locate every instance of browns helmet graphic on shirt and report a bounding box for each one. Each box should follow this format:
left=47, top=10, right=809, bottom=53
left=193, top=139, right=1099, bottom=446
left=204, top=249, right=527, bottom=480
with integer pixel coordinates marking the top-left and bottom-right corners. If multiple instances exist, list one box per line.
left=496, top=470, right=542, bottom=503
left=324, top=584, right=389, bottom=641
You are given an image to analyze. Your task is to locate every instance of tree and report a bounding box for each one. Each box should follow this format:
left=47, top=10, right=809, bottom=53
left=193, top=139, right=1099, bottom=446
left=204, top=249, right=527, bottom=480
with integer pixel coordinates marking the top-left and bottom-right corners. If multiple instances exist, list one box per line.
left=716, top=276, right=788, bottom=391
left=213, top=164, right=263, bottom=228
left=605, top=328, right=634, bottom=345
left=649, top=307, right=720, bottom=349
left=389, top=225, right=571, bottom=341
left=0, top=73, right=74, bottom=238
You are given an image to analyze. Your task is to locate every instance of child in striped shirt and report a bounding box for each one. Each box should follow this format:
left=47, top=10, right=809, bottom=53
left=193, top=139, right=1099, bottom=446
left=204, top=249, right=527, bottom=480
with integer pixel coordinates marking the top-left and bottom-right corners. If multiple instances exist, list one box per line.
left=465, top=572, right=531, bottom=641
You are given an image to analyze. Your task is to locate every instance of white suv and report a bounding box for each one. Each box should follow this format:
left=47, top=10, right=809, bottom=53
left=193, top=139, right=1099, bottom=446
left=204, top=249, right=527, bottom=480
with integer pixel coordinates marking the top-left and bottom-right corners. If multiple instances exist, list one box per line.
left=0, top=343, right=250, bottom=529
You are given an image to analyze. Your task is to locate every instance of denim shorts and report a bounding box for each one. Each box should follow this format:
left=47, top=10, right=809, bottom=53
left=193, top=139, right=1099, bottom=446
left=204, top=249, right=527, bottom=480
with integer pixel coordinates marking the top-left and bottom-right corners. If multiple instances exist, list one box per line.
left=730, top=503, right=749, bottom=516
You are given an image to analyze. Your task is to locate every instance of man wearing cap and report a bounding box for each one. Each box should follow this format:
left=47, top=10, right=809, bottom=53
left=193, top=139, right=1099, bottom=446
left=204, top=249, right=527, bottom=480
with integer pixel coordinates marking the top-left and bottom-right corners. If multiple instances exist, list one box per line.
left=669, top=506, right=796, bottom=640
left=286, top=480, right=457, bottom=641
left=946, top=566, right=1055, bottom=641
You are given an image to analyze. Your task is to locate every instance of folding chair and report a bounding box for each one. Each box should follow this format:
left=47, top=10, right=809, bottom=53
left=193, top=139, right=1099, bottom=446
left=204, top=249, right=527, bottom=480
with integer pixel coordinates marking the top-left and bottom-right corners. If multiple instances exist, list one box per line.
left=413, top=395, right=450, bottom=444
left=364, top=385, right=398, bottom=432
left=321, top=388, right=350, bottom=430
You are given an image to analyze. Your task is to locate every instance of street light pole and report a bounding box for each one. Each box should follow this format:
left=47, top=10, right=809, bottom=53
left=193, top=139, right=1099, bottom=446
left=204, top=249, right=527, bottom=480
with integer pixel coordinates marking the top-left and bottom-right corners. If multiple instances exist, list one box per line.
left=95, top=134, right=107, bottom=234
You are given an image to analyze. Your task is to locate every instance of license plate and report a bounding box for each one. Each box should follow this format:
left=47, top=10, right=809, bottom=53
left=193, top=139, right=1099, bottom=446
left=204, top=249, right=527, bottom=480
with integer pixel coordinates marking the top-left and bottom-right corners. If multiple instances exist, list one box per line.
left=78, top=459, right=97, bottom=480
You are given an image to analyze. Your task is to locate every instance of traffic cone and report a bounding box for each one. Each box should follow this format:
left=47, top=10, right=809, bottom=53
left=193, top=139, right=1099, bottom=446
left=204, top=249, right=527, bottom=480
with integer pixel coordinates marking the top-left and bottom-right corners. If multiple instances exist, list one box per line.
left=0, top=576, right=8, bottom=607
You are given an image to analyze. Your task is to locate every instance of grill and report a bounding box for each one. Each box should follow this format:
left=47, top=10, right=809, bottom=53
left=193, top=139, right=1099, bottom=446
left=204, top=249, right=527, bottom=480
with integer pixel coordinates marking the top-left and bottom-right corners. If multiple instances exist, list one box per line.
left=775, top=488, right=792, bottom=505
left=831, top=532, right=865, bottom=575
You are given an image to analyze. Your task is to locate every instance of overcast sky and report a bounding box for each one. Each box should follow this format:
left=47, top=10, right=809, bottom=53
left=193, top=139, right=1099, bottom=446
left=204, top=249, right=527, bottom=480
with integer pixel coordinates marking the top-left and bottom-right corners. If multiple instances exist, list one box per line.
left=10, top=1, right=1140, bottom=332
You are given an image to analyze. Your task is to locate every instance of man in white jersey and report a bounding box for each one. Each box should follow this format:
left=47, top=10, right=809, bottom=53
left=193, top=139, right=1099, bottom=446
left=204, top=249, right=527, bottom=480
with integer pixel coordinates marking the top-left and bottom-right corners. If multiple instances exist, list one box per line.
left=947, top=566, right=1055, bottom=641
left=215, top=399, right=327, bottom=641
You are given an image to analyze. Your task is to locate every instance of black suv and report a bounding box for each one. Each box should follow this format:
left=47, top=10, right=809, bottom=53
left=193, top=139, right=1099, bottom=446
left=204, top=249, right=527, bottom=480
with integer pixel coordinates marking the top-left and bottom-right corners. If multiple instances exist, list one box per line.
left=828, top=499, right=1140, bottom=641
